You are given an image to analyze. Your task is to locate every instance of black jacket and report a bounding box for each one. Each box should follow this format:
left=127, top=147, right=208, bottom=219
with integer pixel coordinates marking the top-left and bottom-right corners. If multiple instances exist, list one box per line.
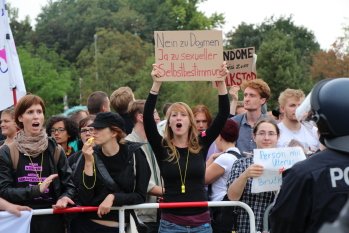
left=73, top=141, right=150, bottom=220
left=0, top=138, right=75, bottom=206
left=270, top=149, right=349, bottom=233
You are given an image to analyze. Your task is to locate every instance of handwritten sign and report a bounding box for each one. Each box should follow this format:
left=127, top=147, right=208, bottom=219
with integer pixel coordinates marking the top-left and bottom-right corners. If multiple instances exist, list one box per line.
left=251, top=147, right=306, bottom=193
left=213, top=47, right=257, bottom=87
left=154, top=30, right=223, bottom=81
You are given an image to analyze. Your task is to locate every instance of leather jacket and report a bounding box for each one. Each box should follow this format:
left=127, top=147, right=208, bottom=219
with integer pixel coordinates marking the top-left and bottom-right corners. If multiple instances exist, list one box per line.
left=0, top=138, right=76, bottom=206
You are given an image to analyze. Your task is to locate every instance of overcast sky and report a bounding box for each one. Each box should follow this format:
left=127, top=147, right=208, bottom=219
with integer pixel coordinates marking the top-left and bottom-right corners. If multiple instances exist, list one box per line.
left=7, top=0, right=349, bottom=50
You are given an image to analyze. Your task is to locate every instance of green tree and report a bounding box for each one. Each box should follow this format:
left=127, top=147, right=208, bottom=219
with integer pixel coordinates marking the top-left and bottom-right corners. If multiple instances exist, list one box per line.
left=6, top=4, right=35, bottom=47
left=34, top=0, right=224, bottom=63
left=18, top=44, right=73, bottom=117
left=77, top=29, right=152, bottom=102
left=129, top=0, right=225, bottom=41
left=257, top=30, right=313, bottom=108
left=226, top=16, right=320, bottom=108
left=225, top=22, right=262, bottom=50
left=35, top=0, right=144, bottom=62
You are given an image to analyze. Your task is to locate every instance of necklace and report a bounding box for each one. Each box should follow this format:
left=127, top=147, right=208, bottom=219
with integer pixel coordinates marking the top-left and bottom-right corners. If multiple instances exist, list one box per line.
left=175, top=148, right=189, bottom=194
left=27, top=153, right=44, bottom=185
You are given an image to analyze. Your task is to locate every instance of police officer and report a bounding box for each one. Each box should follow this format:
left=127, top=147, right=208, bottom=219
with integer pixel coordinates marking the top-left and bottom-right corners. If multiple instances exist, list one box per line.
left=269, top=78, right=349, bottom=233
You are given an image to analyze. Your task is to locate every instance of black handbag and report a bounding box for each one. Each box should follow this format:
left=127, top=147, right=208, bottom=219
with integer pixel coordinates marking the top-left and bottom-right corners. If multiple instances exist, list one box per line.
left=130, top=209, right=149, bottom=233
left=211, top=194, right=238, bottom=233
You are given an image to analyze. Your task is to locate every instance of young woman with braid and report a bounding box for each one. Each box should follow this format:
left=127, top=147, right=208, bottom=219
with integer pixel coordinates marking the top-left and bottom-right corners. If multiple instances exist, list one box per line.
left=143, top=63, right=230, bottom=233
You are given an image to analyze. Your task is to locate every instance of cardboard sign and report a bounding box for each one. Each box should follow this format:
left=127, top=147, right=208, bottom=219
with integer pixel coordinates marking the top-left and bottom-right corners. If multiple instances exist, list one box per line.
left=154, top=30, right=223, bottom=81
left=251, top=147, right=306, bottom=193
left=213, top=47, right=256, bottom=87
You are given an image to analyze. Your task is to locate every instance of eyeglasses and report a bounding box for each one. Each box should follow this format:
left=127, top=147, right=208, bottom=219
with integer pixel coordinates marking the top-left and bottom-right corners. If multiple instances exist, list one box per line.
left=51, top=128, right=66, bottom=134
left=255, top=131, right=278, bottom=137
left=80, top=127, right=94, bottom=134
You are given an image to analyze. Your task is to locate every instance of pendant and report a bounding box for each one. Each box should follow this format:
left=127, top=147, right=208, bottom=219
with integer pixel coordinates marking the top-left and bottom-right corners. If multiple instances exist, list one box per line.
left=181, top=184, right=185, bottom=193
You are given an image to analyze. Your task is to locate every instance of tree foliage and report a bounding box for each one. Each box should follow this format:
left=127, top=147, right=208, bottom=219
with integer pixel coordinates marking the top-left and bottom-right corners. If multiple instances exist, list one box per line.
left=76, top=29, right=152, bottom=103
left=18, top=44, right=73, bottom=117
left=34, top=0, right=223, bottom=63
left=226, top=16, right=320, bottom=108
left=311, top=43, right=349, bottom=81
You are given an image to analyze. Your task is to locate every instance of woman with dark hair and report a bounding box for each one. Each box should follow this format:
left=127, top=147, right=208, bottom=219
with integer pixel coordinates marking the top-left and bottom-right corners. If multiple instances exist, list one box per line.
left=227, top=118, right=279, bottom=233
left=68, top=115, right=96, bottom=169
left=143, top=63, right=229, bottom=233
left=0, top=94, right=75, bottom=233
left=46, top=116, right=79, bottom=157
left=70, top=112, right=150, bottom=233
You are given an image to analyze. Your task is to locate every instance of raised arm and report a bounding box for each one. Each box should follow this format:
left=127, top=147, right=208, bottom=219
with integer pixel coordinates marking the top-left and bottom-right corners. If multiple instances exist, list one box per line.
left=203, top=63, right=230, bottom=147
left=229, top=85, right=240, bottom=116
left=144, top=64, right=164, bottom=159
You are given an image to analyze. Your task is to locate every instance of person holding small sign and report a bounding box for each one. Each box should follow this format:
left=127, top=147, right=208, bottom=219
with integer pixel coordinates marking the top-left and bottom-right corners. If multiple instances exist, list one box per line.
left=144, top=63, right=229, bottom=233
left=227, top=118, right=278, bottom=233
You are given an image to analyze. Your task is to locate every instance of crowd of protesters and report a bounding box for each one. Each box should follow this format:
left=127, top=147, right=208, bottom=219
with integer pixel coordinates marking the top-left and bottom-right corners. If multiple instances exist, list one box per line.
left=0, top=62, right=348, bottom=233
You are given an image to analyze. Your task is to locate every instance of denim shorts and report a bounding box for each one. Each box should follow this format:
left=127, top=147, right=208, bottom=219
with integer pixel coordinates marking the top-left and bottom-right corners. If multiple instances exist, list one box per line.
left=158, top=219, right=212, bottom=233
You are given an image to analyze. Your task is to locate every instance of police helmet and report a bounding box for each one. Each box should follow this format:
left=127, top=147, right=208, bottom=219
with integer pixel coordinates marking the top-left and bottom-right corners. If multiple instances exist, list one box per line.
left=310, top=78, right=349, bottom=153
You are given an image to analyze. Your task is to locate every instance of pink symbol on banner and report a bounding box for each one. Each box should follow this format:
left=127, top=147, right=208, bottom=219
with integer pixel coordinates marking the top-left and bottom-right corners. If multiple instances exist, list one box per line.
left=0, top=48, right=8, bottom=73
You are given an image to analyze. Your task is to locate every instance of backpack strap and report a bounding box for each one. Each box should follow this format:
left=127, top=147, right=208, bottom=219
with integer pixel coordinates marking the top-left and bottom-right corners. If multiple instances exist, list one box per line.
left=54, top=144, right=63, bottom=165
left=8, top=143, right=19, bottom=170
left=226, top=150, right=242, bottom=159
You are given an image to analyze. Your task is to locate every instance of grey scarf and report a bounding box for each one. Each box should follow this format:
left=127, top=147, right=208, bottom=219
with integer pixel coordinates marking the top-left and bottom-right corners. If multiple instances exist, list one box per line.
left=14, top=129, right=48, bottom=157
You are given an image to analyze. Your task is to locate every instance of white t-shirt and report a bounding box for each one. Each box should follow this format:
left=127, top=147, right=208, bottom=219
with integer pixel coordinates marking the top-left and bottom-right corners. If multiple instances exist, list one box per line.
left=277, top=122, right=320, bottom=154
left=210, top=147, right=240, bottom=201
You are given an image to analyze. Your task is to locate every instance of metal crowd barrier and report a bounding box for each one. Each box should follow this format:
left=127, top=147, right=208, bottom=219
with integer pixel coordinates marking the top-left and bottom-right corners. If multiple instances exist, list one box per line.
left=31, top=201, right=256, bottom=233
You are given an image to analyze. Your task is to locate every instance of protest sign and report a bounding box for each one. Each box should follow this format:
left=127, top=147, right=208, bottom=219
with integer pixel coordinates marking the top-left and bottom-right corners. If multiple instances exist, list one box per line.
left=154, top=30, right=223, bottom=81
left=251, top=147, right=306, bottom=193
left=213, top=47, right=256, bottom=87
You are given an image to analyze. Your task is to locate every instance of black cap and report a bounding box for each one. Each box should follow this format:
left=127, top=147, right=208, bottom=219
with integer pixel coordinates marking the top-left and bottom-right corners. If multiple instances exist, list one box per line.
left=90, top=112, right=125, bottom=131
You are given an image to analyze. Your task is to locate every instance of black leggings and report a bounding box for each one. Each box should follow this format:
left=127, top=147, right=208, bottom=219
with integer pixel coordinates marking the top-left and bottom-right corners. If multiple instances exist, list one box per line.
left=31, top=215, right=66, bottom=233
left=70, top=215, right=121, bottom=233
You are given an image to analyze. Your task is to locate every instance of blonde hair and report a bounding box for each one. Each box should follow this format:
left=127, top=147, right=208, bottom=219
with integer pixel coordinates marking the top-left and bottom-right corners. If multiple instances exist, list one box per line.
left=110, top=86, right=134, bottom=114
left=278, top=88, right=305, bottom=107
left=163, top=102, right=201, bottom=162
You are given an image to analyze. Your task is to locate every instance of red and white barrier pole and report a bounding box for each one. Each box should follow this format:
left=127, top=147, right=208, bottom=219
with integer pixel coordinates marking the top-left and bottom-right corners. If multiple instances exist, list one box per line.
left=28, top=201, right=256, bottom=233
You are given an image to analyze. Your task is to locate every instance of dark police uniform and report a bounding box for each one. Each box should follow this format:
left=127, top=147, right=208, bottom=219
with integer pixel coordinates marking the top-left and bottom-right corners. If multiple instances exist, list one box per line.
left=270, top=149, right=349, bottom=233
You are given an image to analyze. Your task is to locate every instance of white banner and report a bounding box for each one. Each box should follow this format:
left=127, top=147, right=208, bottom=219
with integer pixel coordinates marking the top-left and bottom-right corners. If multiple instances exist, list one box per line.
left=0, top=210, right=32, bottom=233
left=251, top=147, right=306, bottom=193
left=0, top=0, right=26, bottom=111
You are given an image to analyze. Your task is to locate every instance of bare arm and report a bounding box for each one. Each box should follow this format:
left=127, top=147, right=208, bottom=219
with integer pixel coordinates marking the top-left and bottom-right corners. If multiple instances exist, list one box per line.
left=150, top=64, right=163, bottom=94
left=229, top=85, right=240, bottom=115
left=0, top=198, right=31, bottom=217
left=149, top=185, right=164, bottom=197
left=205, top=162, right=225, bottom=185
left=227, top=164, right=264, bottom=200
left=216, top=62, right=229, bottom=95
